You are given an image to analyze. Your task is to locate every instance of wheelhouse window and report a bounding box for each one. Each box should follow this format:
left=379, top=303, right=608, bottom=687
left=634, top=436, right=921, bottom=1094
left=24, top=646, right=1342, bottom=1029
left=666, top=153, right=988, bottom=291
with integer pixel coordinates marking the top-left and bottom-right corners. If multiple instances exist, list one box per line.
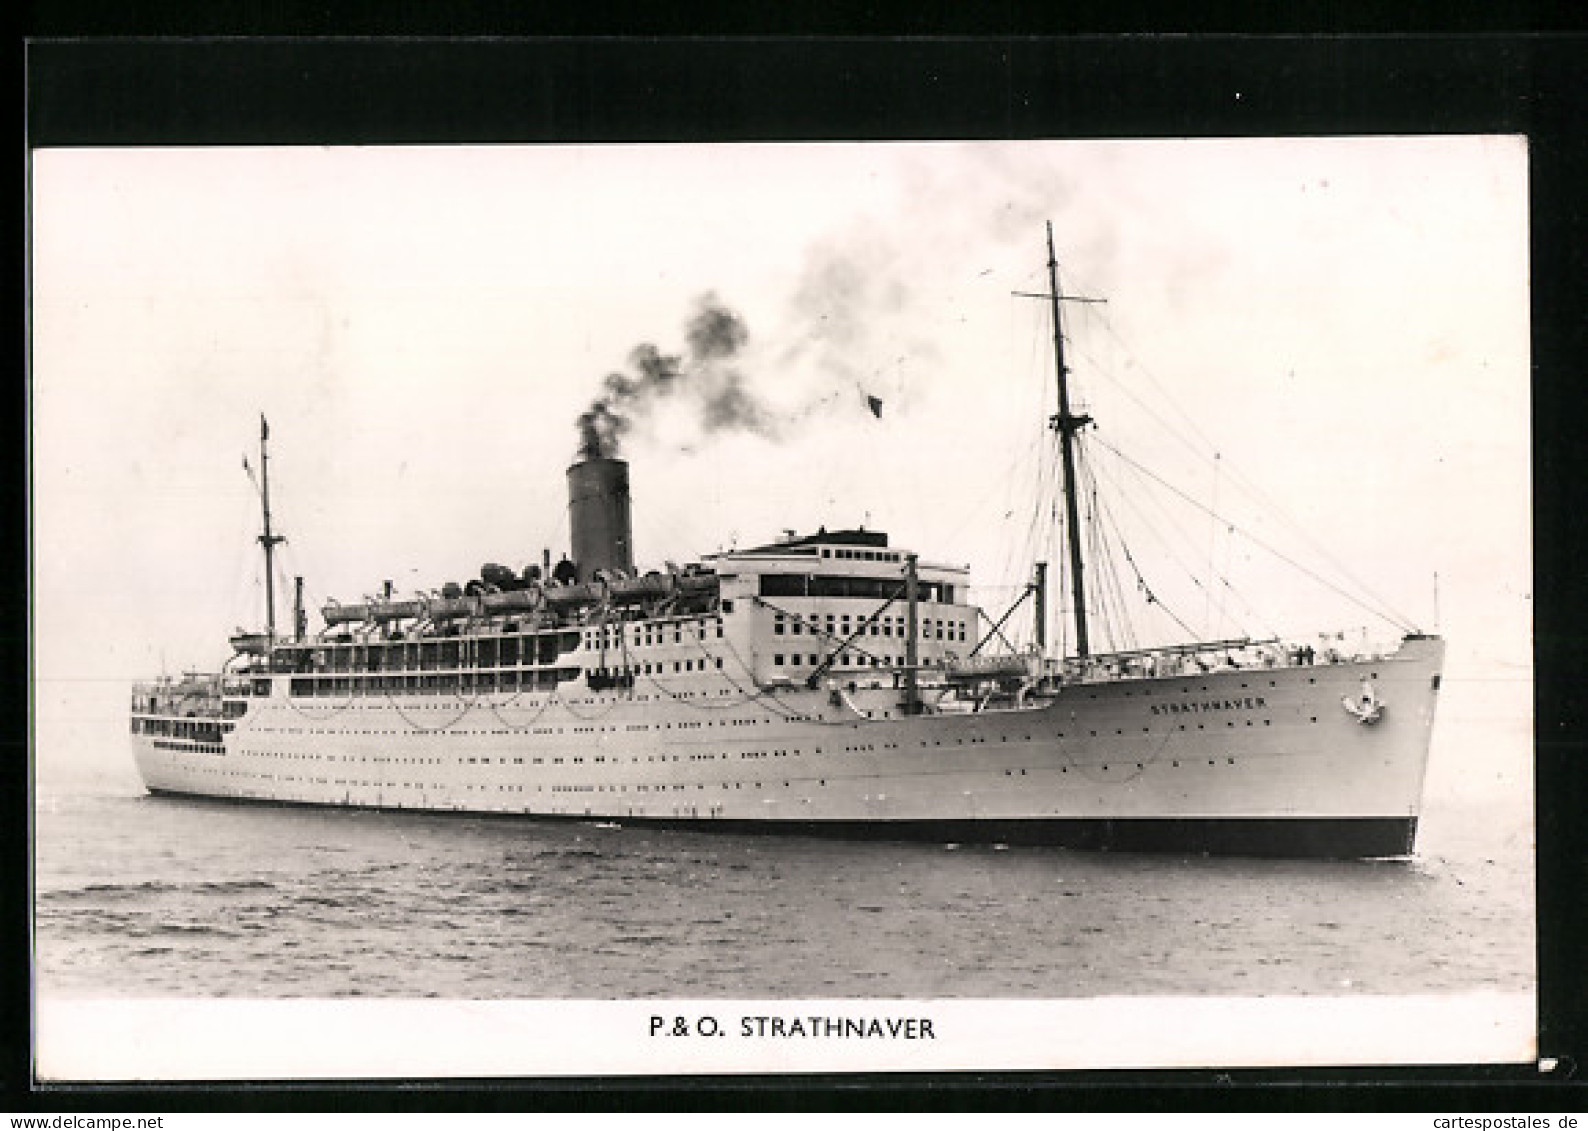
left=756, top=573, right=957, bottom=603
left=759, top=574, right=809, bottom=598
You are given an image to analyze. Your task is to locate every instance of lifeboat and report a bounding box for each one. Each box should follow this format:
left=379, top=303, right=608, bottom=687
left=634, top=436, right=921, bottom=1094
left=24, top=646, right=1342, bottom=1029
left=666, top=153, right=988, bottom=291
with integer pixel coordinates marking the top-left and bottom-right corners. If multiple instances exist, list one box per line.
left=544, top=582, right=602, bottom=608
left=483, top=586, right=544, bottom=614
left=677, top=571, right=719, bottom=595
left=945, top=654, right=1036, bottom=682
left=320, top=602, right=373, bottom=626
left=428, top=596, right=479, bottom=622
left=369, top=599, right=427, bottom=622
left=228, top=632, right=272, bottom=655
left=608, top=573, right=673, bottom=605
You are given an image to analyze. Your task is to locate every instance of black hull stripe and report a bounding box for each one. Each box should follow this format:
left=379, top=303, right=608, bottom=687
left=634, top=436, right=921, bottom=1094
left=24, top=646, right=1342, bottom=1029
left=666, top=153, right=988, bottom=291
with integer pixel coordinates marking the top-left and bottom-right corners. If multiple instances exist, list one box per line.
left=146, top=790, right=1415, bottom=858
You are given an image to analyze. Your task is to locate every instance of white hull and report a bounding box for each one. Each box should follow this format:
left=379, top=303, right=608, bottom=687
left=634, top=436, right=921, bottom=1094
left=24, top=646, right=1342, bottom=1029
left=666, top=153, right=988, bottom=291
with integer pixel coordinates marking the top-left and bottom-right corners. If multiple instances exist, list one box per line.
left=132, top=637, right=1443, bottom=857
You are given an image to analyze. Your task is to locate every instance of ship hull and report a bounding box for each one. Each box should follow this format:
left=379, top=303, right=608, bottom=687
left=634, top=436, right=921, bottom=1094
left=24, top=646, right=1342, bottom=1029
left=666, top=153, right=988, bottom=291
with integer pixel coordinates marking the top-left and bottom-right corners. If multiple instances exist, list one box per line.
left=130, top=637, right=1443, bottom=858
left=141, top=790, right=1416, bottom=858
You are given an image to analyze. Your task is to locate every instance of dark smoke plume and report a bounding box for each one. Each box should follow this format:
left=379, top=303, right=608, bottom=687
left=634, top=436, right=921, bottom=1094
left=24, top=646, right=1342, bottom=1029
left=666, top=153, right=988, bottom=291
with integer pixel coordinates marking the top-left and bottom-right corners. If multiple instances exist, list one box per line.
left=686, top=298, right=750, bottom=360
left=576, top=293, right=773, bottom=459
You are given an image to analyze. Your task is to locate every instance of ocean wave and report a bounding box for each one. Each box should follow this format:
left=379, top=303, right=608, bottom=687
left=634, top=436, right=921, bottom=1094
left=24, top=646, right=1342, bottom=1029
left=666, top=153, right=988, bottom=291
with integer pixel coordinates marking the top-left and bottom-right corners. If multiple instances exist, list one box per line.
left=39, top=878, right=278, bottom=901
left=198, top=879, right=279, bottom=894
left=291, top=893, right=354, bottom=907
left=131, top=921, right=245, bottom=938
left=40, top=880, right=180, bottom=900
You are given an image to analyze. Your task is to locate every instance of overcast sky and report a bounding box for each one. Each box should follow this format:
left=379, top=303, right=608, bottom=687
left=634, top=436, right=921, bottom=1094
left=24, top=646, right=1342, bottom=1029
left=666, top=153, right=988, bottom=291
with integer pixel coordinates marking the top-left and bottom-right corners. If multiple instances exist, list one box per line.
left=31, top=138, right=1530, bottom=786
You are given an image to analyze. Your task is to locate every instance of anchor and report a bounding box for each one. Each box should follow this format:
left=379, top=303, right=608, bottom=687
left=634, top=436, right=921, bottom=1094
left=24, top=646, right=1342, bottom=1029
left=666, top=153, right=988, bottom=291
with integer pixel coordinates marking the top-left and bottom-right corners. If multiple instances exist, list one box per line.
left=1342, top=679, right=1386, bottom=725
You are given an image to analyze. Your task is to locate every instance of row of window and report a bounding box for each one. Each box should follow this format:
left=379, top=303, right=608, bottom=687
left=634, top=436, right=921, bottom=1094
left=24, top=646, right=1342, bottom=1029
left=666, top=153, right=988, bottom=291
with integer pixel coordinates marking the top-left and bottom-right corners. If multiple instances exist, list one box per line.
left=288, top=668, right=581, bottom=697
left=773, top=652, right=914, bottom=669
left=774, top=612, right=967, bottom=643
left=592, top=657, right=724, bottom=678
left=584, top=617, right=725, bottom=650
left=152, top=739, right=225, bottom=754
left=171, top=753, right=1251, bottom=788
left=759, top=574, right=957, bottom=603
left=132, top=717, right=233, bottom=741
left=282, top=656, right=724, bottom=698
left=248, top=698, right=770, bottom=732
left=270, top=631, right=582, bottom=674
left=269, top=618, right=733, bottom=678
left=817, top=547, right=901, bottom=563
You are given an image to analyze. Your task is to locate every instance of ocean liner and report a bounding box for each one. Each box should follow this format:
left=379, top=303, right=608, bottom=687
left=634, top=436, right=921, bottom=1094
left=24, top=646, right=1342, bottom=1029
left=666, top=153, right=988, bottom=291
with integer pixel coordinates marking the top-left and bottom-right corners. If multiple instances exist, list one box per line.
left=130, top=229, right=1444, bottom=857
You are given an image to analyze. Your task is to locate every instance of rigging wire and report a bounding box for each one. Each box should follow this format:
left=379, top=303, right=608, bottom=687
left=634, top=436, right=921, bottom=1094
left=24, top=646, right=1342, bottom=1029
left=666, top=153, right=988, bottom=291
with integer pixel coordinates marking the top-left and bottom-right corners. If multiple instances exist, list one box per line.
left=977, top=300, right=1065, bottom=646
left=1050, top=425, right=1070, bottom=660
left=1074, top=450, right=1110, bottom=649
left=1090, top=450, right=1232, bottom=639
left=1089, top=434, right=1417, bottom=633
left=1077, top=445, right=1144, bottom=653
left=1082, top=436, right=1286, bottom=644
left=1077, top=308, right=1227, bottom=464
left=1213, top=450, right=1421, bottom=634
left=1018, top=277, right=1307, bottom=657
left=1086, top=444, right=1206, bottom=635
left=1205, top=452, right=1220, bottom=635
left=1101, top=500, right=1142, bottom=650
left=949, top=425, right=1049, bottom=604
left=1080, top=445, right=1207, bottom=642
left=1071, top=305, right=1419, bottom=632
left=1216, top=499, right=1236, bottom=639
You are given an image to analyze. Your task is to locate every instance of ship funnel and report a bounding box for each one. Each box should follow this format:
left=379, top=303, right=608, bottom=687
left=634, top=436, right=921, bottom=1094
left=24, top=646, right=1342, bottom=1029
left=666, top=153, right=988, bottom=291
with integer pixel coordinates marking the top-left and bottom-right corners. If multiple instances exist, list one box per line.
left=566, top=457, right=634, bottom=581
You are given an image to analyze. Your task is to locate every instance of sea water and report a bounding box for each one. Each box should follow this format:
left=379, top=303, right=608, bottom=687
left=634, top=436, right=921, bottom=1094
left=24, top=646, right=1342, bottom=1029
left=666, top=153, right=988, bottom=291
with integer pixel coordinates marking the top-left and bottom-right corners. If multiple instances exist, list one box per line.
left=34, top=742, right=1533, bottom=1001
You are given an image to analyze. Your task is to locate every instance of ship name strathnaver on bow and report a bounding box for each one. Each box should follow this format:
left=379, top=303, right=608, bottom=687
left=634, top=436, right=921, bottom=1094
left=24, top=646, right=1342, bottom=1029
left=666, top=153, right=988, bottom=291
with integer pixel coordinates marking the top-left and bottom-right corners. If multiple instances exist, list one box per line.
left=131, top=229, right=1444, bottom=858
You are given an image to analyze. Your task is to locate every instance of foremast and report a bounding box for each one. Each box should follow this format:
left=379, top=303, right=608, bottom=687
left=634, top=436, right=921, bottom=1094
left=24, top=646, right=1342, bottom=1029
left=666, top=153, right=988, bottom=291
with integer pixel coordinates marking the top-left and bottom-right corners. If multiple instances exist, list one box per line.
left=255, top=414, right=285, bottom=643
left=1044, top=222, right=1094, bottom=661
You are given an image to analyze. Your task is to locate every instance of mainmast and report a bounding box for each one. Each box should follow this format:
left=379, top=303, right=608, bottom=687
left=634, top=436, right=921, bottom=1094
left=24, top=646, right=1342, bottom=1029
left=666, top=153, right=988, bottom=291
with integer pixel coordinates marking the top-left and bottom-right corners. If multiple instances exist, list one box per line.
left=1045, top=223, right=1093, bottom=659
left=256, top=415, right=285, bottom=642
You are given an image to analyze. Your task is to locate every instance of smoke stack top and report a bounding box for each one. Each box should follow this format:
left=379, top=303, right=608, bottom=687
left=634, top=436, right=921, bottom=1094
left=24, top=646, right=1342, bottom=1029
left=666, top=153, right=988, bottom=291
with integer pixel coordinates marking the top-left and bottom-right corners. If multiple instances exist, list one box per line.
left=575, top=292, right=771, bottom=460
left=567, top=456, right=634, bottom=581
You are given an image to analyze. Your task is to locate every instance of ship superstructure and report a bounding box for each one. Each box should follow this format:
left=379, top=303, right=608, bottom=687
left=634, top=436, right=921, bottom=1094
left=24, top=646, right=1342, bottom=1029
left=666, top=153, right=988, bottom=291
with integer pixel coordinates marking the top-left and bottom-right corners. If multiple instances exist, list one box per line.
left=130, top=232, right=1444, bottom=857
